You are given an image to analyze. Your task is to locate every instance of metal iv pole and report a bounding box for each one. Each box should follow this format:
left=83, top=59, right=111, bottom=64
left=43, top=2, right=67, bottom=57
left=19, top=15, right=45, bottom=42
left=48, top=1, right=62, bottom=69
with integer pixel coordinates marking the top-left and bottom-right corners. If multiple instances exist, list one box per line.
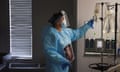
left=114, top=3, right=118, bottom=66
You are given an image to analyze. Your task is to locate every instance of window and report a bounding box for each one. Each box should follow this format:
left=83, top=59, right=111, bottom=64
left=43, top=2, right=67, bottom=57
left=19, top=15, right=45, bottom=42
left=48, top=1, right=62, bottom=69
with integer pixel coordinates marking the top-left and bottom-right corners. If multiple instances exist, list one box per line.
left=9, top=0, right=32, bottom=59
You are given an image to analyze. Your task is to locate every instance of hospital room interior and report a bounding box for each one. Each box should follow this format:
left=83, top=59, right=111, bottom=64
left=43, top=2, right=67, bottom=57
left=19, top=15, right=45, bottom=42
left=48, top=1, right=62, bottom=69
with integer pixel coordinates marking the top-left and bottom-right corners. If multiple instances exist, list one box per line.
left=1, top=0, right=120, bottom=72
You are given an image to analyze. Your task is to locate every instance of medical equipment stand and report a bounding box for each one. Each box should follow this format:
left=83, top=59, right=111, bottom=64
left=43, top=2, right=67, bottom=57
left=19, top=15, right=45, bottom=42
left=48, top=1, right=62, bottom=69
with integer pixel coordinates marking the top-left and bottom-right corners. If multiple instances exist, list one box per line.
left=114, top=3, right=119, bottom=65
left=100, top=3, right=104, bottom=69
left=97, top=3, right=120, bottom=71
left=106, top=3, right=120, bottom=72
left=89, top=2, right=120, bottom=72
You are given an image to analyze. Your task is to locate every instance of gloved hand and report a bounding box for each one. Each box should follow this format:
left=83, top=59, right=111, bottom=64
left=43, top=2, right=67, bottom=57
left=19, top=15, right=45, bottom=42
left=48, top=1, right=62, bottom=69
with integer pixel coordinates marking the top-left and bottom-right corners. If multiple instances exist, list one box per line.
left=87, top=19, right=94, bottom=28
left=62, top=62, right=71, bottom=70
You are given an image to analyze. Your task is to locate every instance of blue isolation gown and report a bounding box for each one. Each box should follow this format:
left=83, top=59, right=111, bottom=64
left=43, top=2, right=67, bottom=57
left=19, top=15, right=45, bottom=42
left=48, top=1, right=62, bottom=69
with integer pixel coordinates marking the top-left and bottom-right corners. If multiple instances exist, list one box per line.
left=43, top=23, right=91, bottom=72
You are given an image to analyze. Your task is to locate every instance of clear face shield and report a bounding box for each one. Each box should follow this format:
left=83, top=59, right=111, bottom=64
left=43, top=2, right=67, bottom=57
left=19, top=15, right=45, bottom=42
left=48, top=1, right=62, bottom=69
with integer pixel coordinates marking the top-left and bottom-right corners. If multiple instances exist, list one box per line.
left=61, top=10, right=70, bottom=27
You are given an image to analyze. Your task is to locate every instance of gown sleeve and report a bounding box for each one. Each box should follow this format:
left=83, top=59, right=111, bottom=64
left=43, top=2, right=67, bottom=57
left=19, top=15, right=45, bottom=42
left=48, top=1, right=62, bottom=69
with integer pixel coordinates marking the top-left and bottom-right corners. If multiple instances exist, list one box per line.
left=66, top=23, right=91, bottom=41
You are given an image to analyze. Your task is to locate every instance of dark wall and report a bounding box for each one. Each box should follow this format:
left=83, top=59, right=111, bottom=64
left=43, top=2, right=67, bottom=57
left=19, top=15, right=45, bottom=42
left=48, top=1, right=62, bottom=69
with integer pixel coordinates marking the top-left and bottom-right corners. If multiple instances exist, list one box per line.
left=0, top=0, right=9, bottom=53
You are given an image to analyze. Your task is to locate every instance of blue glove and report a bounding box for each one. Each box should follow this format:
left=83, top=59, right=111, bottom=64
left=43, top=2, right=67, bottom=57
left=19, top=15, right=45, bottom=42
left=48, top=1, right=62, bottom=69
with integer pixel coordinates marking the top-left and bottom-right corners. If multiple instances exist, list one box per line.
left=62, top=62, right=71, bottom=70
left=87, top=19, right=94, bottom=28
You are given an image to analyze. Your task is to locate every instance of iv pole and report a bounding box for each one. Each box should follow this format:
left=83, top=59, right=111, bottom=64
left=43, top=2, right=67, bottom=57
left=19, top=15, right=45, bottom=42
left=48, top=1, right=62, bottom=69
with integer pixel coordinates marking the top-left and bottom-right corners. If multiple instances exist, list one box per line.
left=100, top=3, right=104, bottom=67
left=106, top=3, right=120, bottom=72
left=101, top=2, right=120, bottom=66
left=89, top=2, right=120, bottom=72
left=114, top=2, right=120, bottom=65
left=114, top=3, right=117, bottom=65
left=88, top=3, right=109, bottom=72
left=98, top=2, right=119, bottom=72
left=101, top=2, right=119, bottom=71
left=100, top=2, right=120, bottom=66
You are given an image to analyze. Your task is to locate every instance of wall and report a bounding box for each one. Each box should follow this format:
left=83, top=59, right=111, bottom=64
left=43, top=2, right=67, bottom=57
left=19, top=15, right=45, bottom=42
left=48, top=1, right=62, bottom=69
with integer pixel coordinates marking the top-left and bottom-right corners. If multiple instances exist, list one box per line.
left=77, top=0, right=120, bottom=72
left=32, top=0, right=77, bottom=69
left=0, top=0, right=9, bottom=53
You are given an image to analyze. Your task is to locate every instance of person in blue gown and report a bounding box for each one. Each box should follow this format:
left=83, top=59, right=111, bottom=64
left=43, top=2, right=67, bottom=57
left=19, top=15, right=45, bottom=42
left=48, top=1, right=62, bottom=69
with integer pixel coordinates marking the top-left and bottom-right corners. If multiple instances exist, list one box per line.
left=43, top=11, right=94, bottom=72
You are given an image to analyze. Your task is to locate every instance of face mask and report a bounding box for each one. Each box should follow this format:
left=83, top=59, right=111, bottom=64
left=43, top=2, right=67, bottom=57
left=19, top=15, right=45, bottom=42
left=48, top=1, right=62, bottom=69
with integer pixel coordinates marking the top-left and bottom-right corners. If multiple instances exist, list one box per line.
left=61, top=22, right=67, bottom=28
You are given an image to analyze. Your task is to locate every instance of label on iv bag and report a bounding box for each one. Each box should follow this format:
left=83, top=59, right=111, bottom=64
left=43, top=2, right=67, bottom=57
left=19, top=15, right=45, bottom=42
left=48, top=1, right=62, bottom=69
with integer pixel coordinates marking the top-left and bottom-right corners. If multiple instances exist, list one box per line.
left=97, top=41, right=103, bottom=48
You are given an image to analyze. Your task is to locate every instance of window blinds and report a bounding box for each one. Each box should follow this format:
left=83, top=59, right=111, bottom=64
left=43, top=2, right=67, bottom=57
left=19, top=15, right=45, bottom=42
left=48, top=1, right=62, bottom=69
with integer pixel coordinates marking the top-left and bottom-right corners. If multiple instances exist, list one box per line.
left=9, top=0, right=32, bottom=58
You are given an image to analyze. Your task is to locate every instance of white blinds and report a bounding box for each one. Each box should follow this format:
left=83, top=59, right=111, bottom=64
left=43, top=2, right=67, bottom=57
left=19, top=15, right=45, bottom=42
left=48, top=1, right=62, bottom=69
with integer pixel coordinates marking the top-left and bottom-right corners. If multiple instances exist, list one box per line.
left=9, top=0, right=32, bottom=58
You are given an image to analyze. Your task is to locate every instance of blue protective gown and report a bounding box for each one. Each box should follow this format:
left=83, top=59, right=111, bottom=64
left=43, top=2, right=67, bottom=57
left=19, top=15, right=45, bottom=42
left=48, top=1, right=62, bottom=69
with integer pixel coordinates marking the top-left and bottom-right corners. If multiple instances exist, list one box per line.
left=43, top=23, right=91, bottom=72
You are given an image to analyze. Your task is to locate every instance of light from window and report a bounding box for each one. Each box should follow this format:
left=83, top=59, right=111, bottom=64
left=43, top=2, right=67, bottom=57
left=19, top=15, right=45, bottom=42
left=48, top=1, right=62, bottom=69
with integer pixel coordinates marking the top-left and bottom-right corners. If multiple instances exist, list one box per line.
left=9, top=0, right=32, bottom=59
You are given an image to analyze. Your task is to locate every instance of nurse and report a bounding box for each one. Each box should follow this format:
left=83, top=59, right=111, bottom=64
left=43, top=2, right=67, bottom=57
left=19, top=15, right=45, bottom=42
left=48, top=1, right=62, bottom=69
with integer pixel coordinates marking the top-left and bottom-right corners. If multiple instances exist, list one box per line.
left=43, top=10, right=94, bottom=72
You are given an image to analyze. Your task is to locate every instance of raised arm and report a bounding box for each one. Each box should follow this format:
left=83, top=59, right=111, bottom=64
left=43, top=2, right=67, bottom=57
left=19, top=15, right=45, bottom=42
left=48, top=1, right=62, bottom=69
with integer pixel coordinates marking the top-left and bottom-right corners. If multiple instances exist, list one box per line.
left=66, top=19, right=94, bottom=41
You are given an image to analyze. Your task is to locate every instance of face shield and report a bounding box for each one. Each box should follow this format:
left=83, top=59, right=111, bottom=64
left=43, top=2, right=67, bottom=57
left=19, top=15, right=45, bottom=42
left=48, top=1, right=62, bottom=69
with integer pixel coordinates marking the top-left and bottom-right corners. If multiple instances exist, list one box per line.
left=61, top=10, right=70, bottom=27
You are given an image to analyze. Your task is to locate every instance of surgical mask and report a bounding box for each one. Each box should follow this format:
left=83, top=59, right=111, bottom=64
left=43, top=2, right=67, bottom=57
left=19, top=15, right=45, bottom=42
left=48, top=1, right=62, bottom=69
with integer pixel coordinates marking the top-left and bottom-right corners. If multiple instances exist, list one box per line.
left=61, top=22, right=66, bottom=28
left=61, top=18, right=68, bottom=28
